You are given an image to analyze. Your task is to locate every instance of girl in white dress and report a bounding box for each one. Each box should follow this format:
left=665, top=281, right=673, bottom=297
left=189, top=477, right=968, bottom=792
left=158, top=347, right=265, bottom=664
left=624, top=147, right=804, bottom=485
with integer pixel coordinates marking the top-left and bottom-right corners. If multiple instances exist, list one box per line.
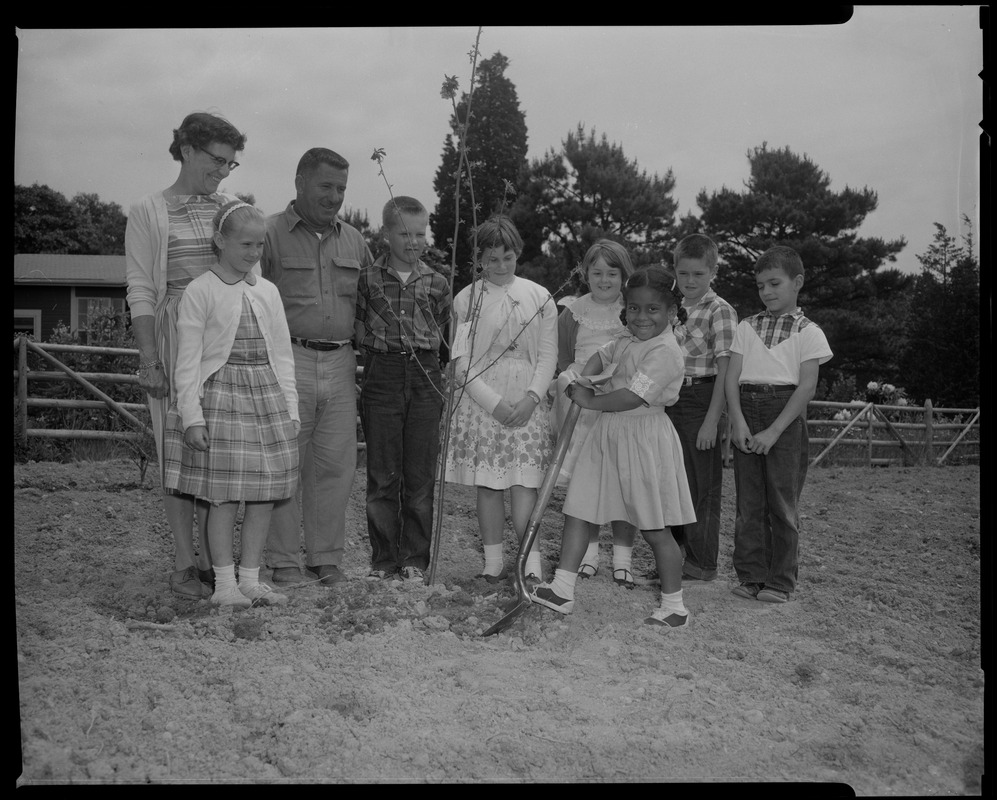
left=531, top=266, right=697, bottom=628
left=551, top=240, right=638, bottom=587
left=444, top=216, right=558, bottom=583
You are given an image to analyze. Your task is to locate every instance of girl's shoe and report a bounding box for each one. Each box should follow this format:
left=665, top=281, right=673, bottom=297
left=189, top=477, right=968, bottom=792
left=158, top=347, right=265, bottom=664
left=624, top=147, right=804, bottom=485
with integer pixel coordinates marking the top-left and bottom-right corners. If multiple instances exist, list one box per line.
left=529, top=583, right=574, bottom=614
left=474, top=570, right=508, bottom=585
left=613, top=568, right=635, bottom=589
left=644, top=608, right=689, bottom=629
left=577, top=563, right=599, bottom=579
left=210, top=584, right=252, bottom=608
left=240, top=583, right=288, bottom=606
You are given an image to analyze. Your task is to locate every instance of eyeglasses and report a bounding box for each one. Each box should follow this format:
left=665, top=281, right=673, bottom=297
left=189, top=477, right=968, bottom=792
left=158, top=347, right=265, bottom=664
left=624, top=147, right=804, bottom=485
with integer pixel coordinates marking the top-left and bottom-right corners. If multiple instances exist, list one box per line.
left=196, top=146, right=240, bottom=171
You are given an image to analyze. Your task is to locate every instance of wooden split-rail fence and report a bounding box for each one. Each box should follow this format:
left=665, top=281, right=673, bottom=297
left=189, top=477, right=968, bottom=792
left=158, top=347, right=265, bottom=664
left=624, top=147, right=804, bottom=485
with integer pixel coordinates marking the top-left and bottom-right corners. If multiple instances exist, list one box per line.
left=13, top=337, right=981, bottom=467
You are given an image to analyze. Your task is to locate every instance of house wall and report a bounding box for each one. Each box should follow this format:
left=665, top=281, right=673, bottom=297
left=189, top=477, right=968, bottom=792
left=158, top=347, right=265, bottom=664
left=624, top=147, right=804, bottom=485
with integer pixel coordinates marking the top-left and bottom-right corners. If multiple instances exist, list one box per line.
left=14, top=286, right=128, bottom=341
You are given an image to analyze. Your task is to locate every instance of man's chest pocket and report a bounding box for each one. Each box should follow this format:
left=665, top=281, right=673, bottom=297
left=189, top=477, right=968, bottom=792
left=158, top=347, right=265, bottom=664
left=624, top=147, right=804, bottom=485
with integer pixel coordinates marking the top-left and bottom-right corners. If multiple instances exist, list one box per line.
left=327, top=257, right=362, bottom=297
left=279, top=258, right=319, bottom=298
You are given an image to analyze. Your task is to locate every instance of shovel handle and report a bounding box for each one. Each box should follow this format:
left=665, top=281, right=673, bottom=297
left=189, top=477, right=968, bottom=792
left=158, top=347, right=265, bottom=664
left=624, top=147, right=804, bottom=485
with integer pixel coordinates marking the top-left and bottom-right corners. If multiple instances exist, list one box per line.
left=512, top=401, right=583, bottom=602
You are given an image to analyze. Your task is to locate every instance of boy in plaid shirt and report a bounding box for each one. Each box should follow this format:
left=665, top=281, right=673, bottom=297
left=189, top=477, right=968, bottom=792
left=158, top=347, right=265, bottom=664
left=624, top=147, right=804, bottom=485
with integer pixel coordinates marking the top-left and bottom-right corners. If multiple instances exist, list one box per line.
left=725, top=246, right=832, bottom=603
left=665, top=234, right=738, bottom=582
left=355, top=197, right=451, bottom=582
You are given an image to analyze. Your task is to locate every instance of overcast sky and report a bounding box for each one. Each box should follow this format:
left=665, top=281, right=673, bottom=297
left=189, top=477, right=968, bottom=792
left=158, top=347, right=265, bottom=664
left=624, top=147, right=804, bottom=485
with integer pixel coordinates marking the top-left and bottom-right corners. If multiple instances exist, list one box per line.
left=14, top=9, right=983, bottom=272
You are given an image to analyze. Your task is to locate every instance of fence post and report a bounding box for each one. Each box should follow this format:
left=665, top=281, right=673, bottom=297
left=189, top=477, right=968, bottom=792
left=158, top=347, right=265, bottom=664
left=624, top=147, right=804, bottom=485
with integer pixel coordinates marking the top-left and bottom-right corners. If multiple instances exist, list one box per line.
left=923, top=400, right=934, bottom=466
left=18, top=336, right=28, bottom=448
left=866, top=405, right=873, bottom=467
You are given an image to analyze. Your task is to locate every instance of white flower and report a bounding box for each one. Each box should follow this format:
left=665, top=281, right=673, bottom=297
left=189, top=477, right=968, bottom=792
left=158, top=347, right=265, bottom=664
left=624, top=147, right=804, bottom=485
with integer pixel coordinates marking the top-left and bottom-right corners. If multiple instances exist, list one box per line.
left=850, top=399, right=865, bottom=406
left=867, top=381, right=879, bottom=391
left=882, top=383, right=896, bottom=394
left=833, top=409, right=851, bottom=421
left=897, top=397, right=908, bottom=406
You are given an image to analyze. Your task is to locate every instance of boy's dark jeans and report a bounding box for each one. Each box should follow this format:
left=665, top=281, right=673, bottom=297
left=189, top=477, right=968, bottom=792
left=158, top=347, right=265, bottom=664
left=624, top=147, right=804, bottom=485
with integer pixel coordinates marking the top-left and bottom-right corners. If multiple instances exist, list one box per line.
left=732, top=386, right=809, bottom=593
left=665, top=381, right=724, bottom=579
left=360, top=351, right=444, bottom=571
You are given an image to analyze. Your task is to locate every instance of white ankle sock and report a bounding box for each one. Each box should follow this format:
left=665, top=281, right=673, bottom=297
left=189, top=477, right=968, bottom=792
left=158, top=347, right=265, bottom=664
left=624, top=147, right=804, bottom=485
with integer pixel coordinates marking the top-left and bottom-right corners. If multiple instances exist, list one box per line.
left=581, top=540, right=600, bottom=566
left=238, top=566, right=260, bottom=589
left=612, top=545, right=633, bottom=573
left=213, top=563, right=237, bottom=593
left=659, top=589, right=687, bottom=617
left=550, top=568, right=577, bottom=600
left=482, top=544, right=504, bottom=576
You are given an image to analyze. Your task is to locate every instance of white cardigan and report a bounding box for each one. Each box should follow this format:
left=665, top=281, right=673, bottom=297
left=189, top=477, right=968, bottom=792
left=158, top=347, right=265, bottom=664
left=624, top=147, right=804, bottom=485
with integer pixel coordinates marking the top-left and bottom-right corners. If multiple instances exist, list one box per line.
left=173, top=269, right=299, bottom=430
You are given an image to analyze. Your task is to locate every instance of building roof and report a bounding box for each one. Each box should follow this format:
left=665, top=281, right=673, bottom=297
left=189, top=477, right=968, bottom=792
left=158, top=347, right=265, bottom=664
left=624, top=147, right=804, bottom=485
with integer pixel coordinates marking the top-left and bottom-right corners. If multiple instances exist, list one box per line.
left=14, top=253, right=128, bottom=287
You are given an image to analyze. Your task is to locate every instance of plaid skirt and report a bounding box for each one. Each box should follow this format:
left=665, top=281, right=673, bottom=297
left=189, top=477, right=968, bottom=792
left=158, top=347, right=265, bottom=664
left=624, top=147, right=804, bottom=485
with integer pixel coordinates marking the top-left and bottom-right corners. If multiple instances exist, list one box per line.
left=162, top=299, right=298, bottom=503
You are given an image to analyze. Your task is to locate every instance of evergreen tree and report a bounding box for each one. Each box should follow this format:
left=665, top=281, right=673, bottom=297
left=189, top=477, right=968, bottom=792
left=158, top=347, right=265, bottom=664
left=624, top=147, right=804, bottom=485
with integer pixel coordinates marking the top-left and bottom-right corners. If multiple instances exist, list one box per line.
left=514, top=124, right=678, bottom=294
left=431, top=52, right=529, bottom=290
left=696, top=143, right=910, bottom=384
left=899, top=220, right=980, bottom=407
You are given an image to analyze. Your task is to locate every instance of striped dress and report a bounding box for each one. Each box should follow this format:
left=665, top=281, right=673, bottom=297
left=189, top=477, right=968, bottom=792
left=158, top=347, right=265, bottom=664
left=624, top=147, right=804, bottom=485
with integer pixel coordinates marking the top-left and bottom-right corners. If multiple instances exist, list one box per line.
left=155, top=193, right=226, bottom=489
left=164, top=295, right=298, bottom=503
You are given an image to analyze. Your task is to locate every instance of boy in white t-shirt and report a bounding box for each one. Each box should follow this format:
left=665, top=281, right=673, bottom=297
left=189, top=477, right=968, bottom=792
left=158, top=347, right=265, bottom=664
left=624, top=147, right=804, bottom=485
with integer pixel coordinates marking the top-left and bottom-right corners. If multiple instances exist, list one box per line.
left=725, top=246, right=832, bottom=604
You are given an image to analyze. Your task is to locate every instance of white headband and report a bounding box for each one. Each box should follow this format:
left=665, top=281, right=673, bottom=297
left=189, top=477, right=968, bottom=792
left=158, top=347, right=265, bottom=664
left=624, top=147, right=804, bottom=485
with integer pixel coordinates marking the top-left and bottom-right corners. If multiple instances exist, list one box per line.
left=217, top=202, right=254, bottom=232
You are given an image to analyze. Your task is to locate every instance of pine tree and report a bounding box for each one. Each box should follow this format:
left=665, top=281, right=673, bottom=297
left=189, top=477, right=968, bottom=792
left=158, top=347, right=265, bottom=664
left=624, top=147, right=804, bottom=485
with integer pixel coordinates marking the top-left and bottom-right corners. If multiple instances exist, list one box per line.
left=430, top=52, right=529, bottom=290
left=513, top=125, right=678, bottom=294
left=899, top=220, right=980, bottom=406
left=696, top=143, right=910, bottom=383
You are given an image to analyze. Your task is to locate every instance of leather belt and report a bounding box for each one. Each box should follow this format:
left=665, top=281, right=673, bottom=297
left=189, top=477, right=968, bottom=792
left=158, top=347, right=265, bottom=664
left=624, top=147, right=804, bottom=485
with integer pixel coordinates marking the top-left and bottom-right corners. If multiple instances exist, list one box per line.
left=290, top=337, right=348, bottom=351
left=683, top=375, right=716, bottom=387
left=740, top=384, right=797, bottom=394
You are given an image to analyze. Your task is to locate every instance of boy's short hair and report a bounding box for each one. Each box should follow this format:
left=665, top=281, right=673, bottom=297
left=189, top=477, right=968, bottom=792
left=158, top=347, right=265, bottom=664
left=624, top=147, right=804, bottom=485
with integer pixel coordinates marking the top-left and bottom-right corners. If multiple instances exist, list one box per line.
left=673, top=234, right=718, bottom=271
left=471, top=214, right=523, bottom=257
left=754, top=245, right=805, bottom=279
left=382, top=196, right=427, bottom=229
left=296, top=147, right=349, bottom=178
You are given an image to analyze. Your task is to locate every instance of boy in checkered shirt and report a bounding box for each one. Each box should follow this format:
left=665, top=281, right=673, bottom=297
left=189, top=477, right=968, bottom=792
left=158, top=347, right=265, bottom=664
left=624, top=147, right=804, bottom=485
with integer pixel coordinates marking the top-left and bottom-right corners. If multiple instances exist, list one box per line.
left=725, top=246, right=832, bottom=603
left=665, top=234, right=738, bottom=582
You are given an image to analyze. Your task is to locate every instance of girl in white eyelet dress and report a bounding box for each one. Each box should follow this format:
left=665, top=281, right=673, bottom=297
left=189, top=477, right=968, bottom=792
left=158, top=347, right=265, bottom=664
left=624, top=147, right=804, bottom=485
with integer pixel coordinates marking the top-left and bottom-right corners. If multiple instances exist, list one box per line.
left=531, top=265, right=697, bottom=629
left=550, top=240, right=639, bottom=587
left=444, top=216, right=558, bottom=583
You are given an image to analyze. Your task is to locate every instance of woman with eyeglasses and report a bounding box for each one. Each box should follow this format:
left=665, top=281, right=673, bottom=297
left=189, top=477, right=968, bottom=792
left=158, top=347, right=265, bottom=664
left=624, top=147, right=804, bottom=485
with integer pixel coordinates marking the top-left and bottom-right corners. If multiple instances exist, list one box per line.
left=125, top=111, right=247, bottom=599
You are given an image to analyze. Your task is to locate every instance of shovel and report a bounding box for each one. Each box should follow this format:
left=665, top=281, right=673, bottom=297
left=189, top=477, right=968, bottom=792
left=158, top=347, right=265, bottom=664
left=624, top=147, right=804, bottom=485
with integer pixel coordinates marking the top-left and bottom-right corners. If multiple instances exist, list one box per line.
left=482, top=401, right=582, bottom=636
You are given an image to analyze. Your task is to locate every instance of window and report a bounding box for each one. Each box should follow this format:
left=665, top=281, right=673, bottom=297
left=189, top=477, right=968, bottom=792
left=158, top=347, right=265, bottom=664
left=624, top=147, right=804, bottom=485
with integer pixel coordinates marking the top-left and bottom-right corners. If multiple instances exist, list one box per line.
left=14, top=310, right=41, bottom=339
left=75, top=297, right=126, bottom=343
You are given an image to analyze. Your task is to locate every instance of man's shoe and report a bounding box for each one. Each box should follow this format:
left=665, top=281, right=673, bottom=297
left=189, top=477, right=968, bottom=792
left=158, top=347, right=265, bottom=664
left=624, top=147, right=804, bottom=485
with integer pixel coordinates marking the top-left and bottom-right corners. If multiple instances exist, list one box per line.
left=474, top=570, right=508, bottom=584
left=682, top=572, right=717, bottom=582
left=240, top=583, right=289, bottom=606
left=731, top=582, right=763, bottom=600
left=367, top=566, right=396, bottom=580
left=170, top=566, right=207, bottom=599
left=270, top=567, right=308, bottom=587
left=306, top=564, right=346, bottom=586
left=400, top=566, right=425, bottom=582
left=756, top=586, right=790, bottom=604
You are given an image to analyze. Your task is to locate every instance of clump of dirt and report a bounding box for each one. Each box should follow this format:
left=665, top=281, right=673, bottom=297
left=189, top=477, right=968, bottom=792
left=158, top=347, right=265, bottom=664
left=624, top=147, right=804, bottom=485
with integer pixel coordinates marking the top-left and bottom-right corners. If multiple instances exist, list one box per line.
left=15, top=460, right=983, bottom=791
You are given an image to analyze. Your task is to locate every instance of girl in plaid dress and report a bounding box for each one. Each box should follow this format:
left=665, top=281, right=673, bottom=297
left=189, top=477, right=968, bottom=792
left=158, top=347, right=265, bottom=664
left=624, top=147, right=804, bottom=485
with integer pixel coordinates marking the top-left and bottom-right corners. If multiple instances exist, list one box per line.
left=166, top=201, right=300, bottom=608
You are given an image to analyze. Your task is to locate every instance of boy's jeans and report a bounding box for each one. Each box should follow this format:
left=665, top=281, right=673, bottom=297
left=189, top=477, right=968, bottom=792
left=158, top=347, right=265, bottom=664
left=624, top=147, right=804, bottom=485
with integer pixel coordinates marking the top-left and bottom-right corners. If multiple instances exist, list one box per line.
left=360, top=351, right=444, bottom=572
left=732, top=386, right=809, bottom=593
left=665, top=380, right=724, bottom=579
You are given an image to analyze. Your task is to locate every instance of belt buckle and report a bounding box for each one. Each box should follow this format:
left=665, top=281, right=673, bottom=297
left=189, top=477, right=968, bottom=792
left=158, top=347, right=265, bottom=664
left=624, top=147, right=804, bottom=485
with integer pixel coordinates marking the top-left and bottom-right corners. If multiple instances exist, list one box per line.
left=683, top=376, right=693, bottom=387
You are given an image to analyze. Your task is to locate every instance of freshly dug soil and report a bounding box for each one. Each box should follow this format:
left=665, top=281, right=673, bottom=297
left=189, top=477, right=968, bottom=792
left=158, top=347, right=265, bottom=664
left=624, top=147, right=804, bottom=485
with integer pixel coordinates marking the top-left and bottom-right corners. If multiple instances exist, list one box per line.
left=15, top=460, right=983, bottom=791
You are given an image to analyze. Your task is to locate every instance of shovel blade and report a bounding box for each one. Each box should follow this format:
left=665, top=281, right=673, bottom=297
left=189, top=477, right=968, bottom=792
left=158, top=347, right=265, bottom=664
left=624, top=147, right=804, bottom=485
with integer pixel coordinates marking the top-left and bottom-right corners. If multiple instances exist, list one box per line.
left=481, top=598, right=532, bottom=637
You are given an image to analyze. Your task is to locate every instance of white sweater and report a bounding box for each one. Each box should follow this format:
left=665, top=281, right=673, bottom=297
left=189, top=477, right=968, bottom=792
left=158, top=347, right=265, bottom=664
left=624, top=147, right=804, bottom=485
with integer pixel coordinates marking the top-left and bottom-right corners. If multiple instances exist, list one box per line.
left=174, top=269, right=299, bottom=429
